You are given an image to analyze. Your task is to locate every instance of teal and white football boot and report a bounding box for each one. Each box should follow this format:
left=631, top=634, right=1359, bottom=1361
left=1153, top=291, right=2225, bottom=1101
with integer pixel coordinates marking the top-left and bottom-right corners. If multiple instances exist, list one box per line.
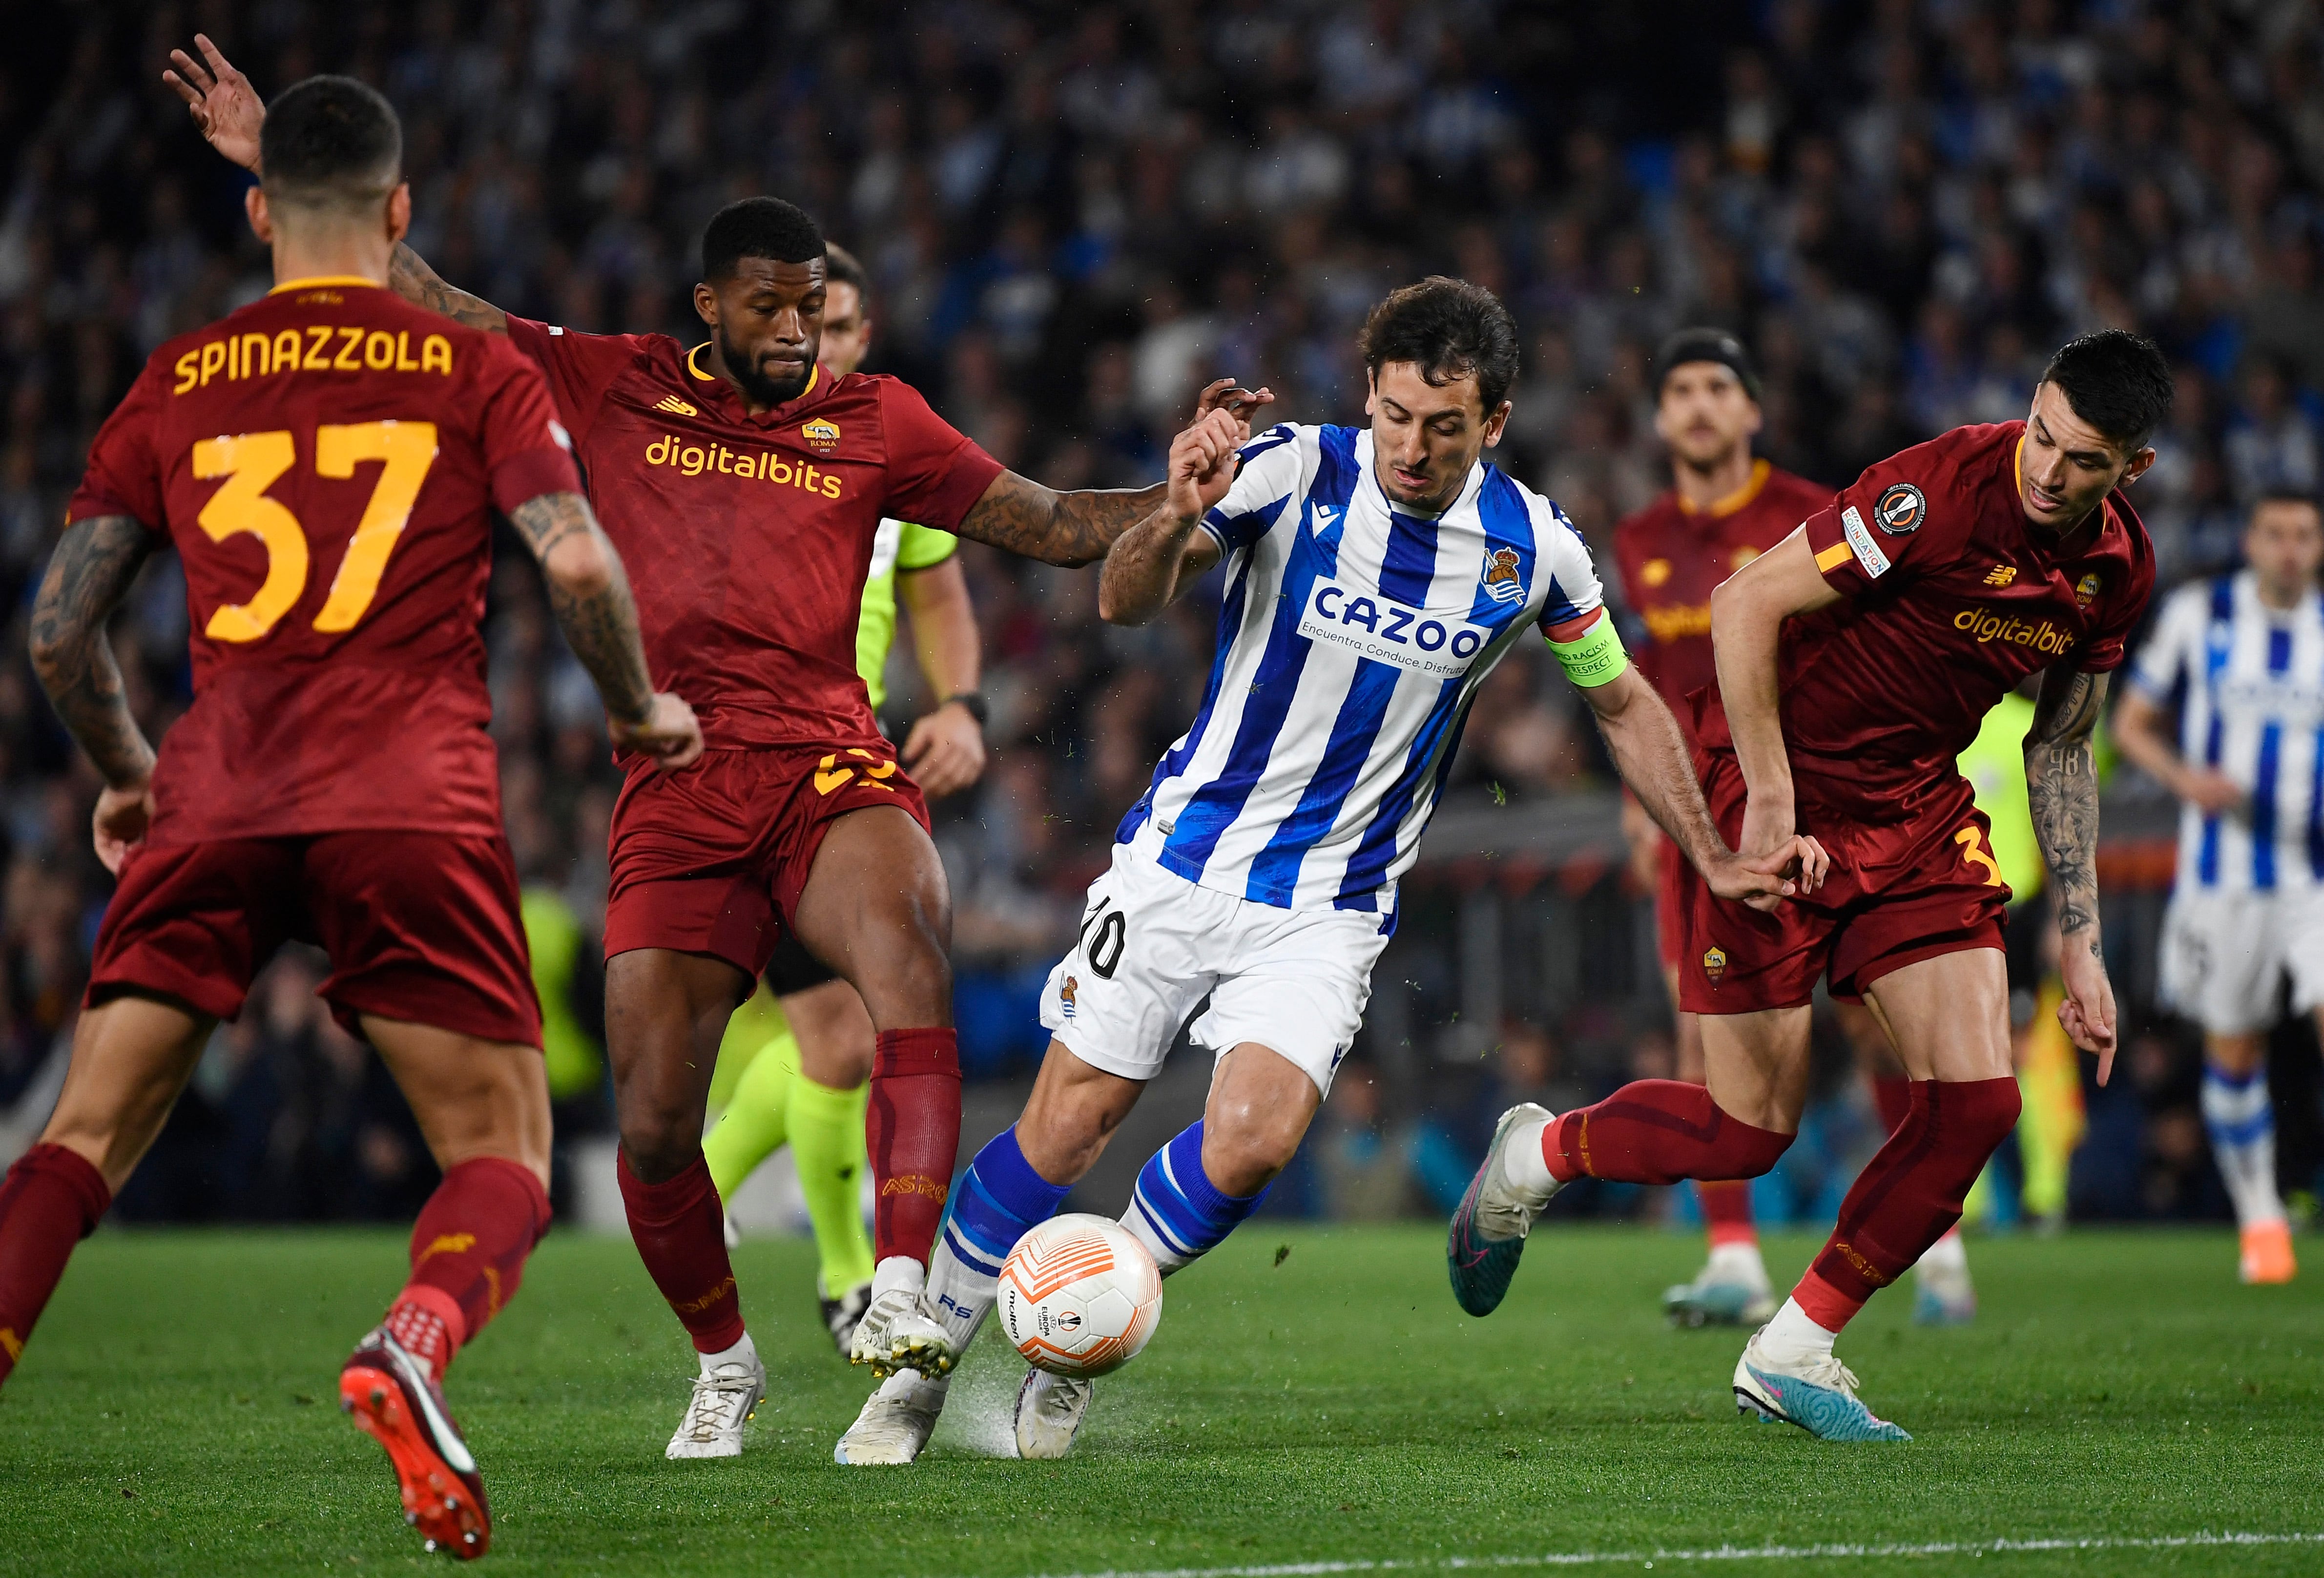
left=1447, top=1103, right=1556, bottom=1317
left=1732, top=1328, right=1911, bottom=1443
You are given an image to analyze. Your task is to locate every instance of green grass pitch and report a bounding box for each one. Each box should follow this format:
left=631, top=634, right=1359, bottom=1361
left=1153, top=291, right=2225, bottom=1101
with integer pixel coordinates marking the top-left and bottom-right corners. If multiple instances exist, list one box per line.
left=1, top=1224, right=2319, bottom=1576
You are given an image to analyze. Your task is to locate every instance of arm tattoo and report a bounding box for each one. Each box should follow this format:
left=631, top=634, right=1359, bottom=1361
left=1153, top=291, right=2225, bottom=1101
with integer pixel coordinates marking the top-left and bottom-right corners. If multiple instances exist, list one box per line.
left=2025, top=668, right=2109, bottom=950
left=29, top=515, right=159, bottom=788
left=509, top=493, right=655, bottom=726
left=389, top=243, right=507, bottom=334
left=954, top=471, right=1168, bottom=566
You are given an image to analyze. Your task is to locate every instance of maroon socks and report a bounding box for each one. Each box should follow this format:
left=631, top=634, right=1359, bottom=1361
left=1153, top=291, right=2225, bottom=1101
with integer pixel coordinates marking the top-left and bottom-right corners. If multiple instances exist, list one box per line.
left=1543, top=1080, right=1793, bottom=1187
left=866, top=1026, right=961, bottom=1265
left=1795, top=1076, right=2019, bottom=1330
left=618, top=1150, right=746, bottom=1353
left=383, top=1157, right=552, bottom=1382
left=0, top=1144, right=111, bottom=1387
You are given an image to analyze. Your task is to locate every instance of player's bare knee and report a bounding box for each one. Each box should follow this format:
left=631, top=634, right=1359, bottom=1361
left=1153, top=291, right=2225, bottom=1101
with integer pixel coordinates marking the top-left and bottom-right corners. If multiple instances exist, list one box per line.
left=2205, top=1033, right=2265, bottom=1078
left=615, top=1101, right=703, bottom=1183
left=1200, top=1102, right=1306, bottom=1197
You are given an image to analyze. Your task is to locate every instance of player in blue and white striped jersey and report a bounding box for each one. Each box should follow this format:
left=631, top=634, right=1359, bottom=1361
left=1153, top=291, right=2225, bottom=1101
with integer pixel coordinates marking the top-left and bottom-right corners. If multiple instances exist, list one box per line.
left=2116, top=491, right=2324, bottom=1284
left=832, top=277, right=1826, bottom=1465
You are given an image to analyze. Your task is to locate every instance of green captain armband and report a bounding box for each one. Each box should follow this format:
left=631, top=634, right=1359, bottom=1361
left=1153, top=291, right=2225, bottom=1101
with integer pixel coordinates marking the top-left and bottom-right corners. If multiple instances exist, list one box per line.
left=1546, top=613, right=1629, bottom=687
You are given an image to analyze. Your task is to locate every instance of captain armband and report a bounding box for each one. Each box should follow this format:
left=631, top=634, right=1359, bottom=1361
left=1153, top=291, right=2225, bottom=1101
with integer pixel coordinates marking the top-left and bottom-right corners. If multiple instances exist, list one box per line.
left=1545, top=609, right=1629, bottom=688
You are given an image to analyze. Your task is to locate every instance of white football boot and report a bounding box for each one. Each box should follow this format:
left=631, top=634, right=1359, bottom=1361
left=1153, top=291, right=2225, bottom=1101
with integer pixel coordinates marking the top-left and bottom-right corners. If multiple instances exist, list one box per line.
left=1663, top=1241, right=1778, bottom=1328
left=665, top=1343, right=765, bottom=1459
left=834, top=1368, right=950, bottom=1464
left=1014, top=1369, right=1095, bottom=1460
left=1732, top=1327, right=1909, bottom=1443
left=849, top=1257, right=957, bottom=1379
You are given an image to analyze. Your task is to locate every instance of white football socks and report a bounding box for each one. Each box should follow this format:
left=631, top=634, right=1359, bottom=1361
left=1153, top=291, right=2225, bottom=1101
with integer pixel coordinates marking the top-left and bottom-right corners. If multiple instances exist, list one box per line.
left=698, top=1329, right=758, bottom=1378
left=924, top=1238, right=998, bottom=1351
left=1706, top=1239, right=1770, bottom=1287
left=1755, top=1297, right=1838, bottom=1370
left=1501, top=1117, right=1557, bottom=1205
left=2201, top=1066, right=2287, bottom=1227
left=1916, top=1227, right=1968, bottom=1274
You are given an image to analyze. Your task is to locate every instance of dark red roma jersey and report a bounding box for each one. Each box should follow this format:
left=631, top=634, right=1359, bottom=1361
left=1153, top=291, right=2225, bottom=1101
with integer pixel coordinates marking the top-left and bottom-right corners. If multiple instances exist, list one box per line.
left=66, top=276, right=581, bottom=845
left=503, top=317, right=1003, bottom=755
left=1694, top=420, right=2155, bottom=817
left=1613, top=458, right=1830, bottom=741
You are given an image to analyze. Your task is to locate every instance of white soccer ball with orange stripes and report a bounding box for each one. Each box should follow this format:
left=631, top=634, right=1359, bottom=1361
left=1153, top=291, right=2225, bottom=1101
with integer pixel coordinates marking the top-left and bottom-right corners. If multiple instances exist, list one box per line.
left=996, top=1214, right=1163, bottom=1378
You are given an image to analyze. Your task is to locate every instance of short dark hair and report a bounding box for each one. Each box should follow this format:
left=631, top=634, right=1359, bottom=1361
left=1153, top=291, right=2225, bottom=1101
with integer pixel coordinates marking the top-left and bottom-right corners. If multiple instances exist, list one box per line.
left=822, top=241, right=868, bottom=298
left=2251, top=486, right=2321, bottom=518
left=1359, top=276, right=1519, bottom=414
left=2040, top=329, right=2175, bottom=451
left=259, top=76, right=401, bottom=211
left=701, top=197, right=825, bottom=282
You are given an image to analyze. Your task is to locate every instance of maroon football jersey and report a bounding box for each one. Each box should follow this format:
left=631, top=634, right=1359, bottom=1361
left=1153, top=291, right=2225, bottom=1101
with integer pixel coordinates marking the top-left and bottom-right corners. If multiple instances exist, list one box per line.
left=503, top=317, right=1003, bottom=754
left=66, top=277, right=581, bottom=845
left=1695, top=420, right=2155, bottom=816
left=1613, top=458, right=1830, bottom=739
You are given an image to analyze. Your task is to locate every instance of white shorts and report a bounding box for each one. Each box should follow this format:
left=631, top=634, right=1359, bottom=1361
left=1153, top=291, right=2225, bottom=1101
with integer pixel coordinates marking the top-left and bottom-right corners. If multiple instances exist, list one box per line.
left=1038, top=842, right=1392, bottom=1098
left=2159, top=887, right=2324, bottom=1037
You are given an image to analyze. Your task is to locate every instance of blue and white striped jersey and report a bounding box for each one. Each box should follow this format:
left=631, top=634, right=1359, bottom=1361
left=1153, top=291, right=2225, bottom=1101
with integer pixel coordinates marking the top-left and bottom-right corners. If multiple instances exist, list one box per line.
left=1116, top=422, right=1605, bottom=918
left=2127, top=570, right=2324, bottom=894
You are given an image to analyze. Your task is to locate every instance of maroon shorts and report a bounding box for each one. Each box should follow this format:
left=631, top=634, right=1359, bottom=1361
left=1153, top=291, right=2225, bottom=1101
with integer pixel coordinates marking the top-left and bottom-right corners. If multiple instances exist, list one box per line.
left=1676, top=750, right=2009, bottom=1015
left=87, top=831, right=541, bottom=1046
left=1655, top=834, right=1688, bottom=974
left=604, top=744, right=932, bottom=978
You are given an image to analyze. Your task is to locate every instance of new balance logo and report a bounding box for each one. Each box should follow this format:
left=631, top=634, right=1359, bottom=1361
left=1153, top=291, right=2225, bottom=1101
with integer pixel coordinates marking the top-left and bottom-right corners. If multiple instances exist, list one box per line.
left=1983, top=564, right=2018, bottom=587
left=653, top=395, right=698, bottom=416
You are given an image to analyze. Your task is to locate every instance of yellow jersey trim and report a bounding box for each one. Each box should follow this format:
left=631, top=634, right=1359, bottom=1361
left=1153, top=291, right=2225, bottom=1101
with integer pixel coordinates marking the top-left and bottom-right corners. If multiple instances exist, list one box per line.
left=268, top=275, right=384, bottom=294
left=1679, top=457, right=1771, bottom=519
left=686, top=342, right=821, bottom=403
left=1814, top=540, right=1856, bottom=572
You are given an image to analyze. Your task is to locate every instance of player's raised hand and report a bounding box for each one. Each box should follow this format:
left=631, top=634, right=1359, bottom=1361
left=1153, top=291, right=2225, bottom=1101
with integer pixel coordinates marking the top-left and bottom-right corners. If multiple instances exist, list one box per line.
left=164, top=34, right=264, bottom=172
left=92, top=781, right=155, bottom=876
left=612, top=692, right=705, bottom=772
left=2057, top=935, right=2119, bottom=1081
left=1189, top=377, right=1276, bottom=444
left=1166, top=407, right=1245, bottom=522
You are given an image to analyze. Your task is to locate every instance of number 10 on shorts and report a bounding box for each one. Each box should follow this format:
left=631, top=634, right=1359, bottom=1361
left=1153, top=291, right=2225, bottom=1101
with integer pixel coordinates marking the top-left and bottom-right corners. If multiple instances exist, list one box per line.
left=1079, top=896, right=1126, bottom=979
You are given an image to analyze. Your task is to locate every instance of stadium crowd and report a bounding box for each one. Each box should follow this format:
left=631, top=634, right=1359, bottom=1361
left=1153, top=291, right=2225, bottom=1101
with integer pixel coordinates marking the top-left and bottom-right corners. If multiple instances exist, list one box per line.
left=0, top=0, right=2318, bottom=1225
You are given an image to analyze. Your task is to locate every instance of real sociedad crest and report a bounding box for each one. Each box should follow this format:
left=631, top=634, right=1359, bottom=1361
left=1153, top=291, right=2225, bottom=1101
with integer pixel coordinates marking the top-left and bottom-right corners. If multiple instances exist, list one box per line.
left=1481, top=546, right=1525, bottom=604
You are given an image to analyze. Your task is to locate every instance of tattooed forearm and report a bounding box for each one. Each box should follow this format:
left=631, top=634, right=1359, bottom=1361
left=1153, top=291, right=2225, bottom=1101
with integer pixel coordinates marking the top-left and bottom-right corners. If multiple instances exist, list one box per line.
left=954, top=471, right=1169, bottom=567
left=1098, top=499, right=1219, bottom=624
left=2025, top=668, right=2110, bottom=947
left=511, top=492, right=654, bottom=726
left=28, top=515, right=159, bottom=788
left=389, top=243, right=507, bottom=334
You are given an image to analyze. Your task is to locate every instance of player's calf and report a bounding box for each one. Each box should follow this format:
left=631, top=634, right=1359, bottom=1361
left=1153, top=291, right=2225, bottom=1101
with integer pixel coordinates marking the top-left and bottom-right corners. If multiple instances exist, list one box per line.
left=1120, top=1121, right=1274, bottom=1276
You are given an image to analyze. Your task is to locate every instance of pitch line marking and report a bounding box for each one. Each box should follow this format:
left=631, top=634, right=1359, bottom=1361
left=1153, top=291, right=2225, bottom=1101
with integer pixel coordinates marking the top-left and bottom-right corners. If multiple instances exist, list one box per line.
left=1018, top=1529, right=2324, bottom=1578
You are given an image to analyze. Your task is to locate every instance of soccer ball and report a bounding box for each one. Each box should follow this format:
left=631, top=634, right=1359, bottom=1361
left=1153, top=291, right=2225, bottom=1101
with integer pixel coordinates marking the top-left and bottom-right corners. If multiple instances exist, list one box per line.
left=996, top=1214, right=1163, bottom=1378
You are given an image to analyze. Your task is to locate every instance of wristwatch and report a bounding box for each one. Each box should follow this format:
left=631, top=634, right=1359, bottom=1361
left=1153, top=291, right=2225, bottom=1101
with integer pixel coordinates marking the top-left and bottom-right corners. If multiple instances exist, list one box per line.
left=944, top=691, right=990, bottom=728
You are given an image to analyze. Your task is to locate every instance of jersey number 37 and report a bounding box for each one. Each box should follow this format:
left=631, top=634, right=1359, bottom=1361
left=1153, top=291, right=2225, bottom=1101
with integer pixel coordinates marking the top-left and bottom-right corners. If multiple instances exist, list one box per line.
left=192, top=422, right=440, bottom=642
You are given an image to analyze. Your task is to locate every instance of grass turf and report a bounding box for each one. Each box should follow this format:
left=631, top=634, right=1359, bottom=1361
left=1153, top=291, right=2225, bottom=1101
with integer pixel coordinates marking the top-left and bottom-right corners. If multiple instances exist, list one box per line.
left=0, top=1224, right=2318, bottom=1576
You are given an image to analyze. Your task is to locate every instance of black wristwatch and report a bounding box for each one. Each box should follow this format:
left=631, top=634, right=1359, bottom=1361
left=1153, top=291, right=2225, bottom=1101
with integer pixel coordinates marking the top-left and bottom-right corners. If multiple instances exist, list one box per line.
left=944, top=691, right=990, bottom=728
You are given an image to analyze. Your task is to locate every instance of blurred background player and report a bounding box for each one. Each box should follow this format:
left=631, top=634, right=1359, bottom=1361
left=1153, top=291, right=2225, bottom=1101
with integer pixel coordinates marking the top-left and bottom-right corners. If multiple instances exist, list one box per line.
left=174, top=32, right=1265, bottom=1466
left=2116, top=489, right=2324, bottom=1285
left=0, top=75, right=698, bottom=1557
left=1614, top=329, right=1829, bottom=1329
left=893, top=279, right=1818, bottom=1468
left=701, top=242, right=991, bottom=1354
left=1456, top=330, right=2171, bottom=1441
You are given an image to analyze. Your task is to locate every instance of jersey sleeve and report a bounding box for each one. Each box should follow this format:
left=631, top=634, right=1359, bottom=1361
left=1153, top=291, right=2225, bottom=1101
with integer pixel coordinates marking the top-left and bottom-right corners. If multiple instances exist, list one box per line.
left=2075, top=514, right=2158, bottom=675
left=475, top=337, right=585, bottom=513
left=1197, top=424, right=1306, bottom=555
left=895, top=521, right=958, bottom=572
left=874, top=377, right=1005, bottom=531
left=65, top=360, right=168, bottom=532
left=1535, top=498, right=1608, bottom=634
left=504, top=315, right=648, bottom=446
left=2125, top=584, right=2201, bottom=700
left=1800, top=438, right=1972, bottom=593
